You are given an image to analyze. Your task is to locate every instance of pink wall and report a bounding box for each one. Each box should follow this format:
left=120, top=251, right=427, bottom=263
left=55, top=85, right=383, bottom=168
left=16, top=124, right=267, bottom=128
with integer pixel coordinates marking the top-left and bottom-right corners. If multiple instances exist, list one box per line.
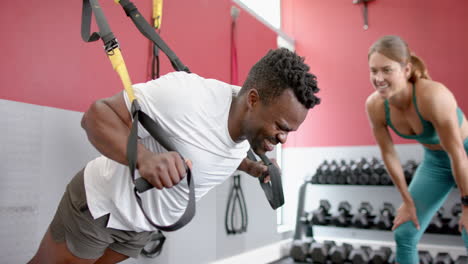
left=0, top=0, right=277, bottom=112
left=282, top=0, right=468, bottom=147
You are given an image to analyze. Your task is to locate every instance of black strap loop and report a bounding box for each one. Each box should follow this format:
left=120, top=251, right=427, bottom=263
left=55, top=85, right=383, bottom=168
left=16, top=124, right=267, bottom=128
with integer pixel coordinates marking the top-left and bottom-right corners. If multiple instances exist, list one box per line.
left=225, top=174, right=248, bottom=234
left=81, top=0, right=101, bottom=42
left=247, top=150, right=284, bottom=209
left=141, top=231, right=166, bottom=258
left=81, top=0, right=116, bottom=47
left=127, top=101, right=196, bottom=232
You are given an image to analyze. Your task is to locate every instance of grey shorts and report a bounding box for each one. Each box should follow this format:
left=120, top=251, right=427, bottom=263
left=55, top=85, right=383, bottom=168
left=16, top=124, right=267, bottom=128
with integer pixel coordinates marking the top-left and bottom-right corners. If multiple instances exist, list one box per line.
left=49, top=168, right=154, bottom=259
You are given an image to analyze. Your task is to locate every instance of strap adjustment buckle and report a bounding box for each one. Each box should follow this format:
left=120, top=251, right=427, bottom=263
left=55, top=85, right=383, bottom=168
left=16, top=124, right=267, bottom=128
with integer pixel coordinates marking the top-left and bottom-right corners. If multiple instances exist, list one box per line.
left=105, top=38, right=120, bottom=54
left=130, top=100, right=141, bottom=117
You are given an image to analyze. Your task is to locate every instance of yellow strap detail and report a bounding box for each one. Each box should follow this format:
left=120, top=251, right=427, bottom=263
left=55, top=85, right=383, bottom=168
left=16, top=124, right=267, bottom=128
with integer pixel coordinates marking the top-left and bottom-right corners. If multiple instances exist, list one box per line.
left=107, top=48, right=136, bottom=102
left=153, top=0, right=163, bottom=29
left=114, top=0, right=120, bottom=4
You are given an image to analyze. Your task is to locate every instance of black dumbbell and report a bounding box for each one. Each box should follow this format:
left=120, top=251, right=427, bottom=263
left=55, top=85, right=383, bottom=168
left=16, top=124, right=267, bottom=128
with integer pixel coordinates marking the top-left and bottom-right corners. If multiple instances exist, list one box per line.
left=316, top=160, right=330, bottom=184
left=352, top=202, right=375, bottom=228
left=371, top=158, right=386, bottom=175
left=419, top=250, right=433, bottom=264
left=349, top=245, right=373, bottom=264
left=334, top=201, right=353, bottom=227
left=435, top=252, right=454, bottom=264
left=369, top=172, right=381, bottom=185
left=290, top=238, right=313, bottom=262
left=312, top=200, right=332, bottom=225
left=357, top=159, right=372, bottom=185
left=337, top=160, right=350, bottom=185
left=361, top=159, right=372, bottom=175
left=406, top=160, right=419, bottom=169
left=448, top=203, right=462, bottom=235
left=427, top=207, right=446, bottom=234
left=348, top=160, right=361, bottom=185
left=358, top=172, right=371, bottom=185
left=316, top=160, right=329, bottom=175
left=317, top=173, right=328, bottom=185
left=403, top=160, right=418, bottom=184
left=318, top=172, right=328, bottom=184
left=329, top=243, right=354, bottom=264
left=309, top=240, right=336, bottom=264
left=369, top=246, right=392, bottom=264
left=299, top=211, right=314, bottom=237
left=455, top=255, right=468, bottom=264
left=380, top=171, right=393, bottom=185
left=327, top=160, right=340, bottom=184
left=311, top=172, right=319, bottom=184
left=346, top=173, right=359, bottom=185
left=374, top=202, right=396, bottom=230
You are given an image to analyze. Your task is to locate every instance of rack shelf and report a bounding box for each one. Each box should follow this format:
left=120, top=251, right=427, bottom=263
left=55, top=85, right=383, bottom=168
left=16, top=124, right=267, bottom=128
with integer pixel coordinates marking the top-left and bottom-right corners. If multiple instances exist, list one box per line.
left=293, top=181, right=465, bottom=257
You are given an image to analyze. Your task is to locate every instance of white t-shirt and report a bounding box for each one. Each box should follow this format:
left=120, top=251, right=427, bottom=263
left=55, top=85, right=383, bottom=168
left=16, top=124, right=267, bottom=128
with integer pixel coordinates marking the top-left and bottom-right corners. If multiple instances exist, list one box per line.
left=84, top=72, right=250, bottom=232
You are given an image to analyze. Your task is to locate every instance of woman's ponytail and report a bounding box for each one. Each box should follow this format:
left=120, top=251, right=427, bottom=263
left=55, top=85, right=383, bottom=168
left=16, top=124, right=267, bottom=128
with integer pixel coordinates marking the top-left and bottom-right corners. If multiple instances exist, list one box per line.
left=410, top=54, right=431, bottom=82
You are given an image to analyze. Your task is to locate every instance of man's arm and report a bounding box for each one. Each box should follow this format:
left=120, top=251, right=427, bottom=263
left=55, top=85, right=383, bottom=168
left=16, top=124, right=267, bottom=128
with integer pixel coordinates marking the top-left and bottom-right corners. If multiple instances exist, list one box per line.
left=81, top=92, right=134, bottom=165
left=81, top=92, right=187, bottom=189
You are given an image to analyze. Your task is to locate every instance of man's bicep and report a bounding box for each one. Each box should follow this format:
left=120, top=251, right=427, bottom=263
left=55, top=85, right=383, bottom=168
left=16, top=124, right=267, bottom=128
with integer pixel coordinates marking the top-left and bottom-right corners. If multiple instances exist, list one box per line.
left=103, top=91, right=133, bottom=128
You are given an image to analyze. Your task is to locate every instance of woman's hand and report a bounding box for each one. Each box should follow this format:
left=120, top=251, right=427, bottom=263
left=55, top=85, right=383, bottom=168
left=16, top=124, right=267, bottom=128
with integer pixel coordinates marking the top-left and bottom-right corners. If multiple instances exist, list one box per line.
left=392, top=201, right=420, bottom=231
left=458, top=206, right=468, bottom=233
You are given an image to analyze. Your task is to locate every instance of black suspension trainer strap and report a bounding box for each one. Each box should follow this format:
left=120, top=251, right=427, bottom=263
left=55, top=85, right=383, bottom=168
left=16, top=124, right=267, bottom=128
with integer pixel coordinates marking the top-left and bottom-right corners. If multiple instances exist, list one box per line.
left=127, top=103, right=196, bottom=231
left=80, top=0, right=194, bottom=232
left=148, top=0, right=162, bottom=80
left=247, top=150, right=284, bottom=209
left=116, top=0, right=189, bottom=73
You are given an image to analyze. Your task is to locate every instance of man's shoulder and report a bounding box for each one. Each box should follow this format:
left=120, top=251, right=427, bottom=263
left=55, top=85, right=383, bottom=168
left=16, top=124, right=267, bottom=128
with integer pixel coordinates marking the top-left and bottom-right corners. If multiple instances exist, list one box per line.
left=161, top=71, right=198, bottom=80
left=134, top=72, right=234, bottom=113
left=157, top=72, right=231, bottom=91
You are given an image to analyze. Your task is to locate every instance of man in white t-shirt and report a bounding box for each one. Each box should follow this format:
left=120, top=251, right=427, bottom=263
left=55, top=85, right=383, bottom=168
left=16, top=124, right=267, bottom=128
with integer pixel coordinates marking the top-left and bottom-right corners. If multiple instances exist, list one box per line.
left=28, top=48, right=321, bottom=264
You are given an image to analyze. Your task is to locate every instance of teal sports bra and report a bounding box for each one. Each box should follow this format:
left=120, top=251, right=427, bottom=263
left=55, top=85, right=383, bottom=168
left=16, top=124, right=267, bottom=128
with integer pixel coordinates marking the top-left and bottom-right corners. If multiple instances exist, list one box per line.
left=384, top=83, right=464, bottom=145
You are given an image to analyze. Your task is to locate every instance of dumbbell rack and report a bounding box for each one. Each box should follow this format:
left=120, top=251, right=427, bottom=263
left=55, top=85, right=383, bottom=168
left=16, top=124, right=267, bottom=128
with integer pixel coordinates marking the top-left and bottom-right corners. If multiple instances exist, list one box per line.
left=293, top=180, right=467, bottom=261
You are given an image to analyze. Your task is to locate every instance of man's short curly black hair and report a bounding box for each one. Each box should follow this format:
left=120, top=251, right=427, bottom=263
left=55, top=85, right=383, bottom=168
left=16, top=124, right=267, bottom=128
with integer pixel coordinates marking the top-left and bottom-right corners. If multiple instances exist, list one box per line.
left=240, top=48, right=320, bottom=109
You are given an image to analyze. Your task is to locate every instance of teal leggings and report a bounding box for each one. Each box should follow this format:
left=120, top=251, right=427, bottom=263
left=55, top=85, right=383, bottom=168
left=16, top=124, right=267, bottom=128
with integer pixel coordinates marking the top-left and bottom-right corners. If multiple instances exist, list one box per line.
left=394, top=138, right=468, bottom=264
